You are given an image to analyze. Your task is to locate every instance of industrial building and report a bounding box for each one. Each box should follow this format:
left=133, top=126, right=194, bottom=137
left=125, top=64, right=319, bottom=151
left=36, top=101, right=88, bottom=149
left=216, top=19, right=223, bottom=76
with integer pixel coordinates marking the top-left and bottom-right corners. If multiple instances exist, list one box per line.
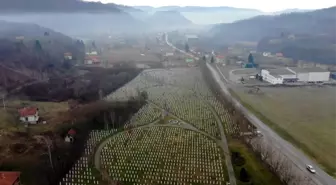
left=261, top=68, right=297, bottom=84
left=261, top=67, right=330, bottom=84
left=287, top=67, right=330, bottom=82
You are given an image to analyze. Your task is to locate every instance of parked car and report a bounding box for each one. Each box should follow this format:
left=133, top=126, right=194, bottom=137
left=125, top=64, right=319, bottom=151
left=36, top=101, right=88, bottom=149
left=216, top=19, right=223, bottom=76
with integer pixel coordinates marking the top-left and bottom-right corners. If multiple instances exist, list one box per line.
left=306, top=165, right=316, bottom=173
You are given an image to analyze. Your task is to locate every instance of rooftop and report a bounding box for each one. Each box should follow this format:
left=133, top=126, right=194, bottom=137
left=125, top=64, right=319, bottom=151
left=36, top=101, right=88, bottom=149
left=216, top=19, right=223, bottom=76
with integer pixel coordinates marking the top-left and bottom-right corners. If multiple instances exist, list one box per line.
left=232, top=68, right=258, bottom=75
left=267, top=68, right=295, bottom=76
left=185, top=34, right=198, bottom=39
left=0, top=172, right=20, bottom=185
left=18, top=107, right=38, bottom=117
left=288, top=67, right=329, bottom=73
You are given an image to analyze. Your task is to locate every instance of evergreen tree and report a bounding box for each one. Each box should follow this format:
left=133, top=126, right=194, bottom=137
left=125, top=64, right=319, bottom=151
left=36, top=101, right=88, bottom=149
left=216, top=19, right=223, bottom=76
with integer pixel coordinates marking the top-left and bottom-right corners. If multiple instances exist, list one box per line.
left=202, top=56, right=206, bottom=61
left=248, top=53, right=254, bottom=64
left=211, top=56, right=215, bottom=63
left=34, top=40, right=42, bottom=51
left=239, top=168, right=250, bottom=182
left=185, top=43, right=189, bottom=52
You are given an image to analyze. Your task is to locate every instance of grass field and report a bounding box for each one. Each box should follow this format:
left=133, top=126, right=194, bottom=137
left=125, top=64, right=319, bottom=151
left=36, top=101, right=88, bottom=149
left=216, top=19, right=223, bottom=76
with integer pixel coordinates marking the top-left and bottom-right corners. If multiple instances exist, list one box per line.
left=229, top=140, right=282, bottom=185
left=233, top=86, right=336, bottom=176
left=0, top=100, right=68, bottom=132
left=102, top=47, right=160, bottom=63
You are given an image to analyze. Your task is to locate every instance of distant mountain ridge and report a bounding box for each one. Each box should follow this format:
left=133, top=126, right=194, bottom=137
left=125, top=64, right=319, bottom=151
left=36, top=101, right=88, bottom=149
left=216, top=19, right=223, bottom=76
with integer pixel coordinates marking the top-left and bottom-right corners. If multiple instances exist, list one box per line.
left=133, top=6, right=262, bottom=12
left=0, top=0, right=125, bottom=13
left=209, top=6, right=336, bottom=44
left=148, top=10, right=192, bottom=26
left=272, top=8, right=312, bottom=15
left=0, top=0, right=147, bottom=36
left=133, top=5, right=264, bottom=24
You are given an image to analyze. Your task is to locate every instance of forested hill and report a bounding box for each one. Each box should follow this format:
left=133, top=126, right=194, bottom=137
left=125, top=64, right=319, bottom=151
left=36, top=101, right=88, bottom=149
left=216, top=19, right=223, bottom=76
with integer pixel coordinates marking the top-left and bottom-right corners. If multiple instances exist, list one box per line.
left=209, top=6, right=336, bottom=44
left=0, top=0, right=122, bottom=13
left=257, top=34, right=336, bottom=65
left=0, top=21, right=85, bottom=89
left=148, top=11, right=192, bottom=27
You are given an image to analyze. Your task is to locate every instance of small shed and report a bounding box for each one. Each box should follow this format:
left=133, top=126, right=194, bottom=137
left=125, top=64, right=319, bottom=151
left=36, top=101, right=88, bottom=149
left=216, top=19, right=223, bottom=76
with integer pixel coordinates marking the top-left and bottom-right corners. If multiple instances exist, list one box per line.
left=65, top=129, right=77, bottom=143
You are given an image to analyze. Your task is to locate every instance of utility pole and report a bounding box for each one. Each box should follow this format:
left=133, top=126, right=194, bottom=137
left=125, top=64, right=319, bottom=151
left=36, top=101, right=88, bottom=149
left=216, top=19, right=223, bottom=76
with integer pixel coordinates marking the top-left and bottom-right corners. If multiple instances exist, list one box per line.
left=2, top=94, right=6, bottom=110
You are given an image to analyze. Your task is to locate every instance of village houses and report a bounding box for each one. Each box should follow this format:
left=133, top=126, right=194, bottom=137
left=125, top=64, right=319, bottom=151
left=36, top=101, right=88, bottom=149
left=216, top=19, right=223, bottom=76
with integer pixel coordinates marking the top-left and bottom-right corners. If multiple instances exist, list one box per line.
left=18, top=107, right=39, bottom=124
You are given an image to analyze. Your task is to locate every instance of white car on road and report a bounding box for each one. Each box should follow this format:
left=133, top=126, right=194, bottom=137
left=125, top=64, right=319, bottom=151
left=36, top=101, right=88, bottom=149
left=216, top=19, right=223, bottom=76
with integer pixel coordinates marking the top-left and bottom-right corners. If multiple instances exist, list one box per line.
left=306, top=165, right=316, bottom=174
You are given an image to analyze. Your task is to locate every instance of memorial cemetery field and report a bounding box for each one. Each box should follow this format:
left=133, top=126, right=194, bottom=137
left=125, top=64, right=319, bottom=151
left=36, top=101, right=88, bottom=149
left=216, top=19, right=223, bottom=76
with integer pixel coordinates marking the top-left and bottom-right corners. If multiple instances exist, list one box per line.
left=100, top=126, right=227, bottom=185
left=58, top=67, right=279, bottom=184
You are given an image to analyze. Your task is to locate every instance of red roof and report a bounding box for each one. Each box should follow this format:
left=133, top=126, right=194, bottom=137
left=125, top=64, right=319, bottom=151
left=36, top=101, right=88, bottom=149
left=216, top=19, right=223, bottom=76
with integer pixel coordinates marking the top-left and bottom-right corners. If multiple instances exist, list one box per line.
left=64, top=52, right=72, bottom=56
left=216, top=55, right=225, bottom=59
left=85, top=56, right=100, bottom=63
left=68, top=129, right=76, bottom=136
left=0, top=172, right=20, bottom=185
left=18, top=107, right=38, bottom=117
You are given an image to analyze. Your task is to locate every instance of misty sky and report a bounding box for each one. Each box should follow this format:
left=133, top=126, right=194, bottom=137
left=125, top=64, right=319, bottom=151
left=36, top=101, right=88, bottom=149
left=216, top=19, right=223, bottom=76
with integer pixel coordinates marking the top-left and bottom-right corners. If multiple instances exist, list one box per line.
left=85, top=0, right=335, bottom=12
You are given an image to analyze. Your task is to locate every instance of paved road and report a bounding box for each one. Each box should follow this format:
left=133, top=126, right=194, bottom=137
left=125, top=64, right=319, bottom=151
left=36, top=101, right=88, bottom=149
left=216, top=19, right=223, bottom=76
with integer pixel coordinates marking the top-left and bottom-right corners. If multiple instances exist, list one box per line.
left=208, top=63, right=335, bottom=185
left=165, top=33, right=335, bottom=185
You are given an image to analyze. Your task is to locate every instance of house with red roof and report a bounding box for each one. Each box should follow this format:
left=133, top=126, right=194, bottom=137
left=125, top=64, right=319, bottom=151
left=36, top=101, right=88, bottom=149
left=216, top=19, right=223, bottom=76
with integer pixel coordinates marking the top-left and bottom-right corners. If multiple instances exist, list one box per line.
left=64, top=52, right=73, bottom=60
left=0, top=171, right=21, bottom=185
left=85, top=55, right=101, bottom=65
left=65, top=128, right=77, bottom=143
left=216, top=55, right=225, bottom=63
left=18, top=107, right=39, bottom=124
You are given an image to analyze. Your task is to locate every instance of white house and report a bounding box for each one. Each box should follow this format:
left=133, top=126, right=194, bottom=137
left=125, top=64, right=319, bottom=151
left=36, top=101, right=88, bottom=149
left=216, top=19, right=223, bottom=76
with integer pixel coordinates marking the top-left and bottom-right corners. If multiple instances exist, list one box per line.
left=18, top=107, right=39, bottom=124
left=64, top=52, right=73, bottom=60
left=262, top=52, right=271, bottom=57
left=165, top=52, right=174, bottom=56
left=86, top=51, right=98, bottom=55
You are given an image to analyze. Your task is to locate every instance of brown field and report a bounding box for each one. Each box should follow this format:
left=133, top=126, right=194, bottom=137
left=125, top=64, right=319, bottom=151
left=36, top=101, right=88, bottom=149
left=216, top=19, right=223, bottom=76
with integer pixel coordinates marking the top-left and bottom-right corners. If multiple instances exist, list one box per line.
left=0, top=100, right=69, bottom=133
left=102, top=47, right=161, bottom=63
left=233, top=86, right=336, bottom=175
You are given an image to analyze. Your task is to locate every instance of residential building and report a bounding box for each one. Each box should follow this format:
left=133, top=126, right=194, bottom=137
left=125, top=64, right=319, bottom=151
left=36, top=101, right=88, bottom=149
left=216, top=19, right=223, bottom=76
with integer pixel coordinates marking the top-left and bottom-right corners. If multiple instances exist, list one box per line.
left=18, top=107, right=39, bottom=124
left=165, top=52, right=174, bottom=56
left=64, top=52, right=73, bottom=60
left=86, top=51, right=98, bottom=55
left=85, top=56, right=100, bottom=65
left=0, top=171, right=21, bottom=185
left=216, top=55, right=225, bottom=63
left=275, top=53, right=284, bottom=57
left=262, top=52, right=271, bottom=57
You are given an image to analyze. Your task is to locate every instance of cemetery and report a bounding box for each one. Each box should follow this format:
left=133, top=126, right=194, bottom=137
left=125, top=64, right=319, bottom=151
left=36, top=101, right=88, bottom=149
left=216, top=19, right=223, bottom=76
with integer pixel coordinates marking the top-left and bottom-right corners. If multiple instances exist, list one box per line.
left=59, top=68, right=238, bottom=184
left=126, top=103, right=162, bottom=127
left=100, top=126, right=228, bottom=184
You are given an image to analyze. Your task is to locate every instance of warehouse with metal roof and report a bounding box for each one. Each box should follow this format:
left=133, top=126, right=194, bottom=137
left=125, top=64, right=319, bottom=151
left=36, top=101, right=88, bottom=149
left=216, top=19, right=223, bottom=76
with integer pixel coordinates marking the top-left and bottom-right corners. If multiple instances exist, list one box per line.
left=261, top=67, right=330, bottom=84
left=261, top=68, right=297, bottom=84
left=287, top=67, right=330, bottom=82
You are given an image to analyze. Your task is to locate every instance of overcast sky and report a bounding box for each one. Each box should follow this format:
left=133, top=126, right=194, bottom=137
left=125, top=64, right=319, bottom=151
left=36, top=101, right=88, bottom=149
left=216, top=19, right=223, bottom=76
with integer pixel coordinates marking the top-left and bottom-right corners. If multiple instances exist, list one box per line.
left=84, top=0, right=335, bottom=12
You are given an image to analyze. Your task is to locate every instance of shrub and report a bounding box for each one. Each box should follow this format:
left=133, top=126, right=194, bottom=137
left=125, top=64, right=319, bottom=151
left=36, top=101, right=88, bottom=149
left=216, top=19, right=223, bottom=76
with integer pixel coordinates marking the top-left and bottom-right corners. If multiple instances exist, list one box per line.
left=239, top=167, right=250, bottom=182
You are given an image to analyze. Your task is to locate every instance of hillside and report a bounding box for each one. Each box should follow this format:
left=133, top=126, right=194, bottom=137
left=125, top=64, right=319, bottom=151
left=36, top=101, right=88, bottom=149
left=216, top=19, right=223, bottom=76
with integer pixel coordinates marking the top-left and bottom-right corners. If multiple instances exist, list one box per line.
left=147, top=10, right=193, bottom=29
left=209, top=6, right=336, bottom=44
left=0, top=0, right=145, bottom=36
left=134, top=6, right=263, bottom=24
left=0, top=0, right=121, bottom=13
left=257, top=34, right=336, bottom=64
left=0, top=21, right=85, bottom=90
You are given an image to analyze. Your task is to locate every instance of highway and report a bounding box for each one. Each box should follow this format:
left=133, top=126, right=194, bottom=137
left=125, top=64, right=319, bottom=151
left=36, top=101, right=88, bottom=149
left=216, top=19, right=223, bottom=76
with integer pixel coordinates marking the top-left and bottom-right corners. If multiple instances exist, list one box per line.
left=165, top=33, right=335, bottom=185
